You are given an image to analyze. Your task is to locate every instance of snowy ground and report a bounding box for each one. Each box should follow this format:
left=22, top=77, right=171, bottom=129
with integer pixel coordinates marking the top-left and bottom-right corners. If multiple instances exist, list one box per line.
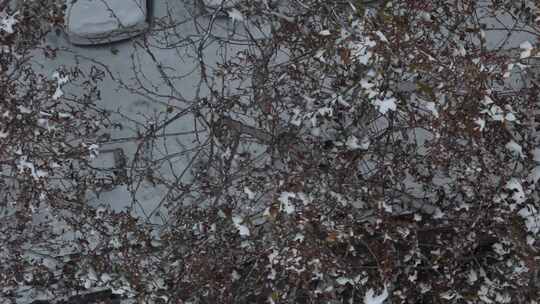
left=31, top=0, right=255, bottom=226
left=29, top=0, right=538, bottom=224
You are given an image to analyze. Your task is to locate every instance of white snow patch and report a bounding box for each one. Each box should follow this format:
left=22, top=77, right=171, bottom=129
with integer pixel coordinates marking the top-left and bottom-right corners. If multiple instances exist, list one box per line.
left=243, top=187, right=255, bottom=200
left=424, top=101, right=438, bottom=117
left=505, top=178, right=526, bottom=204
left=0, top=10, right=18, bottom=34
left=520, top=41, right=534, bottom=59
left=346, top=135, right=370, bottom=150
left=528, top=166, right=540, bottom=184
left=232, top=216, right=250, bottom=236
left=532, top=148, right=540, bottom=162
left=505, top=140, right=523, bottom=158
left=227, top=8, right=244, bottom=22
left=375, top=31, right=388, bottom=43
left=278, top=192, right=296, bottom=214
left=364, top=286, right=389, bottom=304
left=518, top=205, right=540, bottom=234
left=373, top=96, right=397, bottom=114
left=318, top=29, right=331, bottom=36
left=475, top=117, right=486, bottom=131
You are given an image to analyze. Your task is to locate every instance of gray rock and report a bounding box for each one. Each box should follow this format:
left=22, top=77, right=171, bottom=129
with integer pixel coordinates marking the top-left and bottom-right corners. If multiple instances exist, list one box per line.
left=66, top=0, right=149, bottom=45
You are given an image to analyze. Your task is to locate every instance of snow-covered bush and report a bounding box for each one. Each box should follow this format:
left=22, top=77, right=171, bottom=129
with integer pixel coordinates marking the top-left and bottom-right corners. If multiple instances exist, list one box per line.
left=2, top=0, right=540, bottom=303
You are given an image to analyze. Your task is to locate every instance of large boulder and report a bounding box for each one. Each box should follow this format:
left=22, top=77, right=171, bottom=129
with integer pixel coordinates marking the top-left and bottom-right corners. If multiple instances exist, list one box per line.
left=66, top=0, right=149, bottom=45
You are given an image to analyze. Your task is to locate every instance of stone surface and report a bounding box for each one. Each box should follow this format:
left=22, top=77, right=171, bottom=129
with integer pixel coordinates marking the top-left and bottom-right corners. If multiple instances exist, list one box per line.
left=66, top=0, right=148, bottom=45
left=202, top=0, right=241, bottom=9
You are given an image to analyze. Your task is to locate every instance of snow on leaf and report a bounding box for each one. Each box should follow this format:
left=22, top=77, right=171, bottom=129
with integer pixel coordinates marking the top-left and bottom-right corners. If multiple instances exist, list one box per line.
left=278, top=192, right=296, bottom=214
left=440, top=291, right=456, bottom=300
left=528, top=166, right=540, bottom=184
left=232, top=216, right=250, bottom=236
left=481, top=104, right=504, bottom=121
left=467, top=269, right=478, bottom=285
left=346, top=135, right=370, bottom=150
left=52, top=87, right=63, bottom=100
left=244, top=187, right=255, bottom=199
left=518, top=205, right=540, bottom=234
left=475, top=117, right=486, bottom=131
left=227, top=8, right=244, bottom=22
left=375, top=31, right=388, bottom=43
left=53, top=71, right=69, bottom=85
left=425, top=102, right=438, bottom=117
left=318, top=29, right=331, bottom=36
left=17, top=105, right=32, bottom=114
left=503, top=63, right=514, bottom=78
left=532, top=148, right=540, bottom=162
left=520, top=41, right=533, bottom=59
left=505, top=178, right=526, bottom=204
left=374, top=97, right=397, bottom=114
left=336, top=277, right=353, bottom=285
left=0, top=10, right=18, bottom=34
left=505, top=112, right=517, bottom=122
left=492, top=242, right=509, bottom=256
left=505, top=140, right=523, bottom=158
left=364, top=286, right=388, bottom=304
left=482, top=95, right=494, bottom=106
left=314, top=49, right=326, bottom=62
left=433, top=207, right=444, bottom=219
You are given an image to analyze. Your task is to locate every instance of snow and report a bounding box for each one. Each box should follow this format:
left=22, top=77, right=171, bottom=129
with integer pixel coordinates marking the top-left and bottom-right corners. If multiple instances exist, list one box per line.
left=232, top=216, right=250, bottom=236
left=17, top=156, right=48, bottom=179
left=475, top=117, right=486, bottom=131
left=243, top=187, right=255, bottom=200
left=424, top=102, right=438, bottom=117
left=518, top=205, right=540, bottom=234
left=227, top=8, right=245, bottom=22
left=505, top=140, right=524, bottom=158
left=0, top=10, right=18, bottom=34
left=505, top=178, right=526, bottom=204
left=374, top=31, right=388, bottom=43
left=528, top=166, right=540, bottom=184
left=374, top=96, right=397, bottom=114
left=364, top=286, right=389, bottom=304
left=319, top=29, right=331, bottom=36
left=66, top=0, right=148, bottom=45
left=346, top=135, right=370, bottom=150
left=520, top=41, right=534, bottom=59
left=202, top=0, right=241, bottom=9
left=278, top=192, right=296, bottom=214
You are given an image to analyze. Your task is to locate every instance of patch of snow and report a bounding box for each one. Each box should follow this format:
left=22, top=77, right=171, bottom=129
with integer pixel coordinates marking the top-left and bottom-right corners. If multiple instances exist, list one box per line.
left=528, top=166, right=540, bottom=184
left=228, top=8, right=244, bottom=22
left=518, top=205, right=540, bottom=234
left=532, top=148, right=540, bottom=162
left=373, top=96, right=397, bottom=114
left=520, top=41, right=534, bottom=59
left=232, top=216, right=250, bottom=236
left=278, top=192, right=296, bottom=214
left=375, top=31, right=388, bottom=43
left=318, top=29, right=331, bottom=36
left=346, top=135, right=370, bottom=150
left=505, top=140, right=523, bottom=158
left=0, top=10, right=18, bottom=34
left=475, top=117, right=486, bottom=131
left=364, top=286, right=389, bottom=304
left=505, top=178, right=526, bottom=204
left=243, top=186, right=255, bottom=199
